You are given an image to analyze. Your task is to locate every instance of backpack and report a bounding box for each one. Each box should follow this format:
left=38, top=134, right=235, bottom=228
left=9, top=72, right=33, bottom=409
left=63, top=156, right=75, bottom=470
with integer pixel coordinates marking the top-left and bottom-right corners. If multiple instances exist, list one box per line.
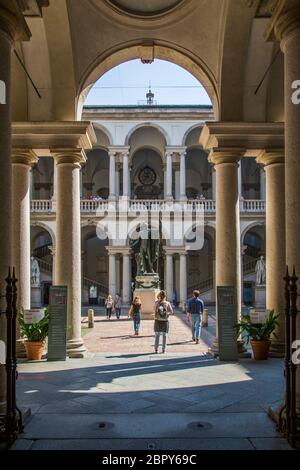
left=156, top=301, right=169, bottom=321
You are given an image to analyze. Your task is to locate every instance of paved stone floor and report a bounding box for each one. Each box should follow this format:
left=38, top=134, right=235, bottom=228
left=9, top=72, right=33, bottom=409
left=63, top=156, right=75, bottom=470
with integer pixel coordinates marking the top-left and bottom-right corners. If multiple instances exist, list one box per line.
left=10, top=308, right=291, bottom=450
left=81, top=310, right=215, bottom=354
left=12, top=346, right=291, bottom=450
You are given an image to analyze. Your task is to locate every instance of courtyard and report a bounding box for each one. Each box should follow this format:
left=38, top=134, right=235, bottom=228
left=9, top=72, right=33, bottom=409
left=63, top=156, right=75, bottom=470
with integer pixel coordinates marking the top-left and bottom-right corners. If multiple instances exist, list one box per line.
left=12, top=310, right=291, bottom=451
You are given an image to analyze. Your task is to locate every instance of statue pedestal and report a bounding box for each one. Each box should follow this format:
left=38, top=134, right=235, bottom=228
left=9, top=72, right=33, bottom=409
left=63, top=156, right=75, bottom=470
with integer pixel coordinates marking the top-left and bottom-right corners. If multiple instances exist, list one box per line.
left=255, top=285, right=266, bottom=308
left=134, top=274, right=160, bottom=320
left=31, top=286, right=42, bottom=308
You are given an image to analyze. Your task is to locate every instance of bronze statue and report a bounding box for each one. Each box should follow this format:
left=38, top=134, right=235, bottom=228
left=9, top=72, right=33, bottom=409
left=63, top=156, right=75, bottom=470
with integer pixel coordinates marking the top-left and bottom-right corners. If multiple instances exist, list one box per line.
left=134, top=223, right=160, bottom=274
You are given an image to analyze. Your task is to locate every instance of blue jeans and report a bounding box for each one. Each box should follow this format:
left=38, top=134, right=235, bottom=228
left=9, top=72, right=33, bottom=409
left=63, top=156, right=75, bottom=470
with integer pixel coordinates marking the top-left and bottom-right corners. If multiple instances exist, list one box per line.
left=115, top=307, right=121, bottom=319
left=191, top=315, right=202, bottom=340
left=133, top=314, right=141, bottom=333
left=154, top=332, right=167, bottom=351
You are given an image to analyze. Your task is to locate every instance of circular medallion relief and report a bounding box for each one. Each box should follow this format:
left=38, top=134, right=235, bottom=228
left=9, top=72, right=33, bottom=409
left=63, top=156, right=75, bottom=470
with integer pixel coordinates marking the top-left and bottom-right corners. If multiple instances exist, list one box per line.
left=139, top=166, right=156, bottom=185
left=106, top=0, right=183, bottom=16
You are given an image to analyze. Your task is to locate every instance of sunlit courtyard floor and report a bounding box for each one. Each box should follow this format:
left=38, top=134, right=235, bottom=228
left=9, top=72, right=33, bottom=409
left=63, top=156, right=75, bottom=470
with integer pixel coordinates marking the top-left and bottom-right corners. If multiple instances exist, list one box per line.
left=12, top=322, right=292, bottom=451
left=81, top=310, right=215, bottom=354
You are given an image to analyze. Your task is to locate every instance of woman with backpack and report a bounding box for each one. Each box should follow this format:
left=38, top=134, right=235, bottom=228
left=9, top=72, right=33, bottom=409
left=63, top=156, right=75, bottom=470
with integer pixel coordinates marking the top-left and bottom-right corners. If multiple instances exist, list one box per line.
left=128, top=296, right=142, bottom=336
left=153, top=290, right=173, bottom=354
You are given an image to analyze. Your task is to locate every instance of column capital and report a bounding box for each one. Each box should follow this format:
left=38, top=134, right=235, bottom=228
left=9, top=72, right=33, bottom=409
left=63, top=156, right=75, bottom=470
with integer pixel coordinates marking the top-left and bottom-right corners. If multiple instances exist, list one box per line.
left=122, top=247, right=132, bottom=256
left=176, top=248, right=188, bottom=256
left=164, top=248, right=176, bottom=256
left=106, top=246, right=121, bottom=256
left=0, top=1, right=31, bottom=42
left=165, top=146, right=187, bottom=159
left=108, top=146, right=130, bottom=157
left=264, top=0, right=300, bottom=47
left=51, top=148, right=87, bottom=167
left=208, top=149, right=245, bottom=166
left=256, top=149, right=285, bottom=166
left=12, top=148, right=38, bottom=167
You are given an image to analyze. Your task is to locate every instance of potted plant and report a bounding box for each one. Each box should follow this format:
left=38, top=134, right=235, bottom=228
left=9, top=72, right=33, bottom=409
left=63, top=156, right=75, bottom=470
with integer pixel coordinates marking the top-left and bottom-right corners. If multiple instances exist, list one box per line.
left=236, top=310, right=279, bottom=360
left=19, top=307, right=49, bottom=360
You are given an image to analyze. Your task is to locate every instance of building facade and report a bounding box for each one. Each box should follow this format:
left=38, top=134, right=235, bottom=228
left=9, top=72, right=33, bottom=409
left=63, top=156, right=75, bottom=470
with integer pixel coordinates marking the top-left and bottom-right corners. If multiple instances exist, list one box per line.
left=30, top=104, right=266, bottom=309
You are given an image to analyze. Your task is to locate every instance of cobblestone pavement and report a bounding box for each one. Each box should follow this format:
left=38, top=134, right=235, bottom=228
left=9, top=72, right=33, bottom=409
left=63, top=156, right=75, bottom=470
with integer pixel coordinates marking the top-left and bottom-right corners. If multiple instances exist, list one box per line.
left=82, top=311, right=214, bottom=354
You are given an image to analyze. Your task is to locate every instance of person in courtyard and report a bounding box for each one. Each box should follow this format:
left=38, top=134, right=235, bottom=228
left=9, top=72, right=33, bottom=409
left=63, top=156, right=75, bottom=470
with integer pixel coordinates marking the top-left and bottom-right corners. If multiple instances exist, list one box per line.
left=153, top=290, right=173, bottom=354
left=186, top=290, right=204, bottom=344
left=114, top=294, right=122, bottom=319
left=105, top=294, right=114, bottom=320
left=128, top=296, right=142, bottom=336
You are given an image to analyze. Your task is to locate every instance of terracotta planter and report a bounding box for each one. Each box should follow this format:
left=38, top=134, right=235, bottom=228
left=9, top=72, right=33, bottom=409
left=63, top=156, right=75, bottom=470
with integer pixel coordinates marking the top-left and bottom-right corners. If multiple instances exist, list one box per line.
left=250, top=340, right=271, bottom=360
left=24, top=341, right=45, bottom=361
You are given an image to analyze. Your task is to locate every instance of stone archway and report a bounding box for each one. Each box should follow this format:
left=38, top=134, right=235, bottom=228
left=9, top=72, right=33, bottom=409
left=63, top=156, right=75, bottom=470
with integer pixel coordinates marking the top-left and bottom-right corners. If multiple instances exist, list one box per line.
left=76, top=43, right=218, bottom=119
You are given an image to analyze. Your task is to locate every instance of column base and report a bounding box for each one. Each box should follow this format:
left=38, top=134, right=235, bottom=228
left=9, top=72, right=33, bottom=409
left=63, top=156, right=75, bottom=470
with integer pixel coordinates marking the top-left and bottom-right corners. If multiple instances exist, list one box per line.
left=269, top=340, right=285, bottom=357
left=206, top=338, right=219, bottom=358
left=16, top=339, right=27, bottom=359
left=206, top=338, right=250, bottom=358
left=67, top=338, right=87, bottom=358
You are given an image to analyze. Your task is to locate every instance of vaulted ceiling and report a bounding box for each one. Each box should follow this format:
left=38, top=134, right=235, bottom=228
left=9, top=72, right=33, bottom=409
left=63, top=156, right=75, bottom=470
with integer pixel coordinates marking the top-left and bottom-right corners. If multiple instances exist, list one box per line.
left=11, top=0, right=284, bottom=123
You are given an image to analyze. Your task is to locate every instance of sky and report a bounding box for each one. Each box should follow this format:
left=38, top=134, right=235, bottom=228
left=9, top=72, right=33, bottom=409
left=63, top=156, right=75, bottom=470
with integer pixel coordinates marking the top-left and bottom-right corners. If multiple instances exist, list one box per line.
left=84, top=59, right=212, bottom=106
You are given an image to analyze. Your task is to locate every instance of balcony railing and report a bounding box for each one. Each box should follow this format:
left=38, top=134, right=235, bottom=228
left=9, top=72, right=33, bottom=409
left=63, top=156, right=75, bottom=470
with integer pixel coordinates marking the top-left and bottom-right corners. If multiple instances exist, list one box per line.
left=30, top=199, right=266, bottom=214
left=31, top=200, right=53, bottom=212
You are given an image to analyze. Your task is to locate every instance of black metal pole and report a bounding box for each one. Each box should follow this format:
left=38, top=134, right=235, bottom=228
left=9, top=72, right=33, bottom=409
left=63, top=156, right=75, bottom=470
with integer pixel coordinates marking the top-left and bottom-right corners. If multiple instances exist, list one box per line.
left=5, top=268, right=14, bottom=447
left=289, top=266, right=298, bottom=447
left=281, top=266, right=291, bottom=438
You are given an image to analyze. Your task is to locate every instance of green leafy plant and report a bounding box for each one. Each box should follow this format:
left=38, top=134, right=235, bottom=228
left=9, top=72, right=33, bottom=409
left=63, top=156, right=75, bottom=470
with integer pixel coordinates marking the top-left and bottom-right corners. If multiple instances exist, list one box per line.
left=236, top=310, right=280, bottom=342
left=19, top=306, right=49, bottom=342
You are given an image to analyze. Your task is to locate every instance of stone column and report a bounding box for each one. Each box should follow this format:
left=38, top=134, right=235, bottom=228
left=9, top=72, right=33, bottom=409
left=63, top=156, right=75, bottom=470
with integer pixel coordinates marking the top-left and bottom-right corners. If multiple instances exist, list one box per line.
left=238, top=161, right=243, bottom=198
left=0, top=8, right=30, bottom=412
left=165, top=251, right=174, bottom=301
left=122, top=249, right=132, bottom=304
left=52, top=149, right=86, bottom=358
left=179, top=150, right=187, bottom=200
left=122, top=151, right=130, bottom=199
left=165, top=151, right=173, bottom=200
left=211, top=167, right=216, bottom=200
left=12, top=150, right=38, bottom=312
left=49, top=245, right=56, bottom=285
left=175, top=168, right=180, bottom=200
left=257, top=151, right=285, bottom=355
left=209, top=150, right=243, bottom=353
left=269, top=1, right=300, bottom=408
left=260, top=167, right=266, bottom=200
left=179, top=251, right=187, bottom=307
left=116, top=254, right=121, bottom=294
left=108, top=150, right=116, bottom=200
left=115, top=163, right=121, bottom=198
left=108, top=249, right=117, bottom=298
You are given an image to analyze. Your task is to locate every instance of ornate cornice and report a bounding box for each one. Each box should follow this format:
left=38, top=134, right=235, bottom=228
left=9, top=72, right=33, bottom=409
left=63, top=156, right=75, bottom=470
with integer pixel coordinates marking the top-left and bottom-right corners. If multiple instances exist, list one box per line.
left=0, top=0, right=31, bottom=41
left=12, top=121, right=97, bottom=150
left=200, top=122, right=284, bottom=152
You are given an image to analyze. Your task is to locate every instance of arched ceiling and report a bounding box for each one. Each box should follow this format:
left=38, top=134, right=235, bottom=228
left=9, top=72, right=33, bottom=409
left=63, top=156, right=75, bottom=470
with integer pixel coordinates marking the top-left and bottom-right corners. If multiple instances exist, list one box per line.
left=10, top=0, right=284, bottom=123
left=105, top=0, right=183, bottom=16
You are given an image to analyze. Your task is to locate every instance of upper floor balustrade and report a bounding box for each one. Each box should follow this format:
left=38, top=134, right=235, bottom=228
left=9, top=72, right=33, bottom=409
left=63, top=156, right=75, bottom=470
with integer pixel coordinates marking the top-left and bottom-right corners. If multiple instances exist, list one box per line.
left=30, top=198, right=266, bottom=215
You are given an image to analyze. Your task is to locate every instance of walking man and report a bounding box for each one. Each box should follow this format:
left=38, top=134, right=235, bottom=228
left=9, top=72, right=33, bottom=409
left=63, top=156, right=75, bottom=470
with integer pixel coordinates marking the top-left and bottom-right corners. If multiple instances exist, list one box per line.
left=186, top=290, right=204, bottom=344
